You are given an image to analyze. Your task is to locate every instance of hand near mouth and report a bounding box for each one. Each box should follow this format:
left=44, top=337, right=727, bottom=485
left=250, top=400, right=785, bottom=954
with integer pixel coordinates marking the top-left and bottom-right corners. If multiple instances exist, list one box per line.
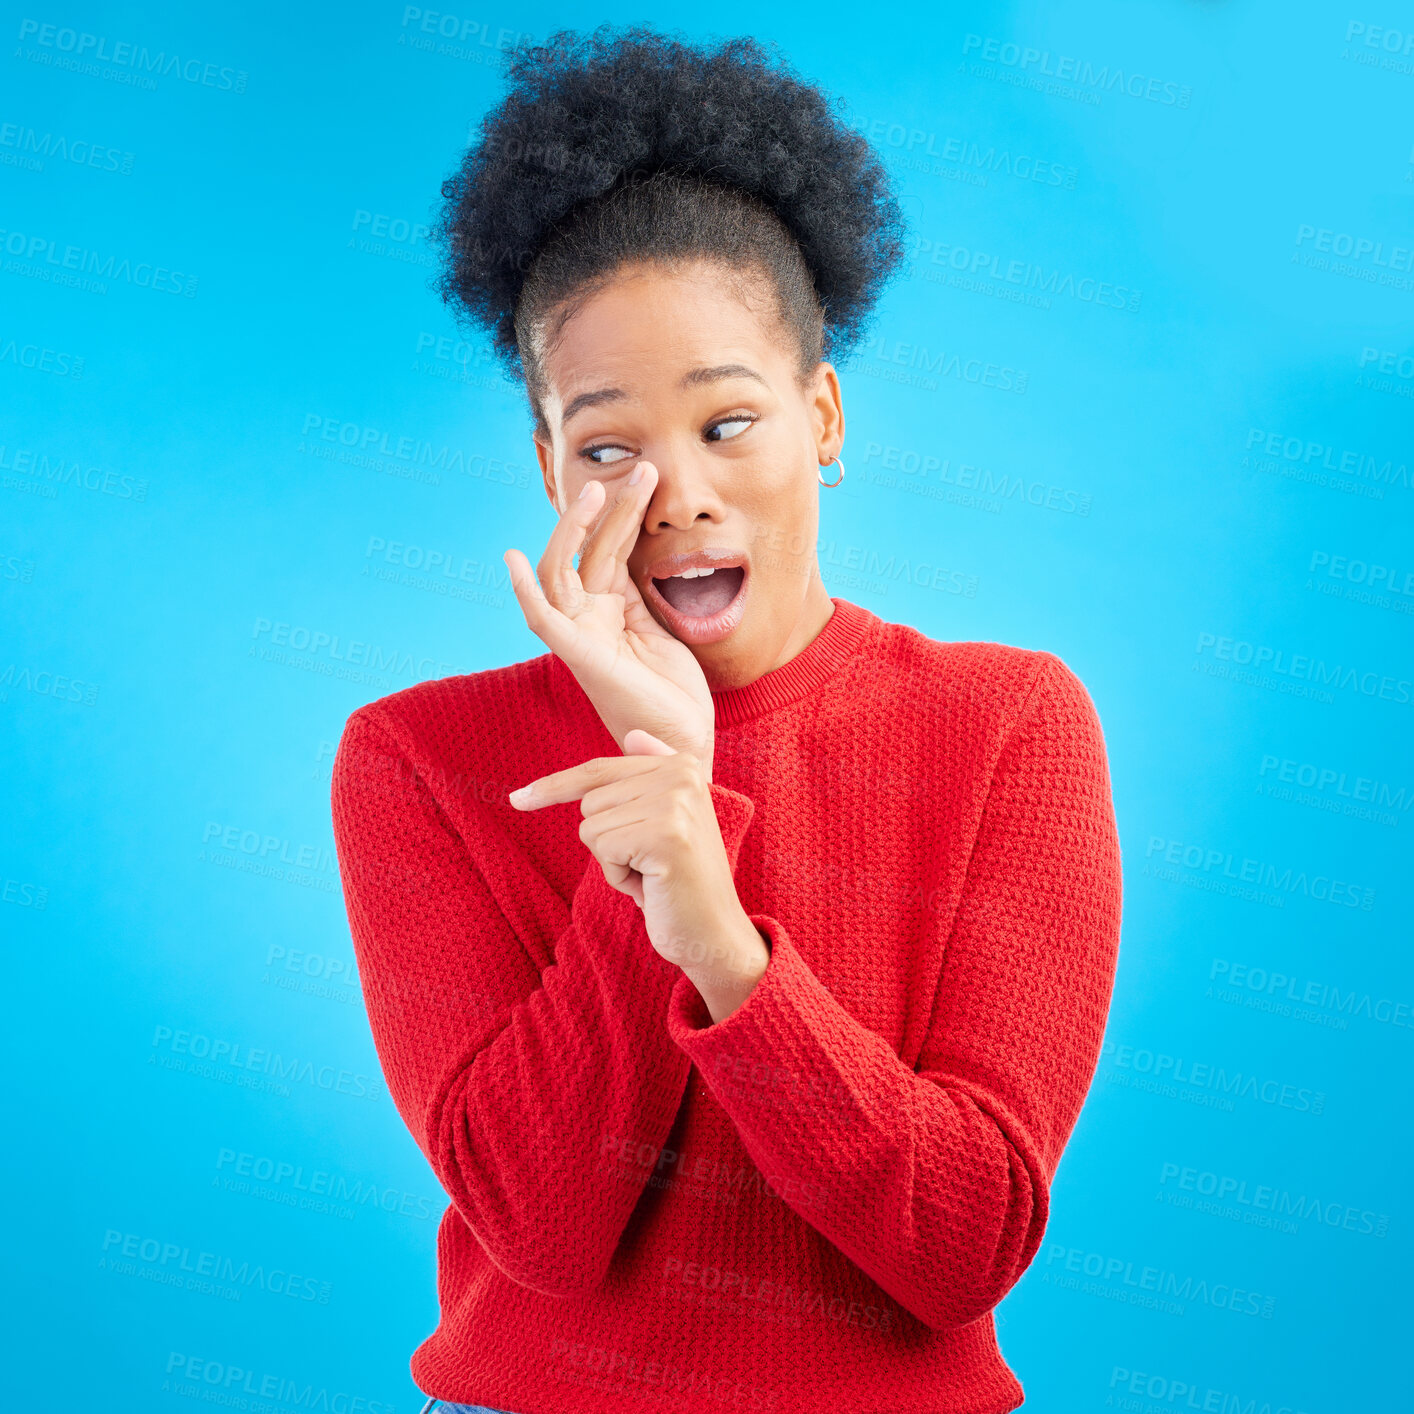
left=503, top=460, right=717, bottom=778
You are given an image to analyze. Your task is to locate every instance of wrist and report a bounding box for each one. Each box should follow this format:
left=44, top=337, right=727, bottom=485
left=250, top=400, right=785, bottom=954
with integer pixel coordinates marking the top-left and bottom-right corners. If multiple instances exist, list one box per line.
left=680, top=913, right=769, bottom=1025
left=679, top=744, right=713, bottom=783
left=682, top=734, right=714, bottom=780
left=628, top=734, right=711, bottom=780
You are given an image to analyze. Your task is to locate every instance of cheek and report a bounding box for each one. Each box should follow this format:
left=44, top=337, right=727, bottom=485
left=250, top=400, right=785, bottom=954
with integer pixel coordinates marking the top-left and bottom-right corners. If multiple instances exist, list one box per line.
left=732, top=446, right=817, bottom=563
left=738, top=447, right=812, bottom=515
left=768, top=472, right=819, bottom=536
left=745, top=498, right=818, bottom=569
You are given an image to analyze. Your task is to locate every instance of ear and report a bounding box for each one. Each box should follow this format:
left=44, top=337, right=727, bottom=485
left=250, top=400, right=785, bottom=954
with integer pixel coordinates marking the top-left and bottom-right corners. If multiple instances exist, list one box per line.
left=810, top=361, right=845, bottom=465
left=532, top=427, right=560, bottom=515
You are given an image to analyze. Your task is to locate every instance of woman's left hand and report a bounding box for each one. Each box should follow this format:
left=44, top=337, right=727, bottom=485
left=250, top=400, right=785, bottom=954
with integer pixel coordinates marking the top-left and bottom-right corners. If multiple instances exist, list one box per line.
left=509, top=729, right=768, bottom=1016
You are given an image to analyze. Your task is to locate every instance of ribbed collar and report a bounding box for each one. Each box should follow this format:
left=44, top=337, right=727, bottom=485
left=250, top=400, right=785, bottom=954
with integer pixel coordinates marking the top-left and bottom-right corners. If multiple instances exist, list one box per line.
left=710, top=597, right=875, bottom=727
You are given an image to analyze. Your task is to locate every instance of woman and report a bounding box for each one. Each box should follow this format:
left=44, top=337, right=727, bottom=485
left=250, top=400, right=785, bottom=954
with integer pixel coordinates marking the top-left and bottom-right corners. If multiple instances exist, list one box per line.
left=331, top=25, right=1123, bottom=1414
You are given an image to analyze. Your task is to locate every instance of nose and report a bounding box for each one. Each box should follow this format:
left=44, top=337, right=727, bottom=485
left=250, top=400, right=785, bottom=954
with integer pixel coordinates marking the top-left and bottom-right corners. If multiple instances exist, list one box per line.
left=641, top=444, right=729, bottom=532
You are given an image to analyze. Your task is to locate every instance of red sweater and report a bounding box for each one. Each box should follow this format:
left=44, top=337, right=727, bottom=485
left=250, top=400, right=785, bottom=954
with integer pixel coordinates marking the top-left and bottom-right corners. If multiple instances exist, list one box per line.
left=330, top=596, right=1123, bottom=1414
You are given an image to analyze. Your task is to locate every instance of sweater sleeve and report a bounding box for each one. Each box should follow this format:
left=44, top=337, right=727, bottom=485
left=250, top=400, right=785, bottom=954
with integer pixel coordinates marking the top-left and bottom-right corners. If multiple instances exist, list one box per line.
left=331, top=707, right=757, bottom=1299
left=663, top=652, right=1123, bottom=1331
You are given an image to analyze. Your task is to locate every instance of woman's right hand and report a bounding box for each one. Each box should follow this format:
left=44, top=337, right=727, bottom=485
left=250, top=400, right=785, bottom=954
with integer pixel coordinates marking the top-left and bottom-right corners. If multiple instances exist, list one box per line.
left=502, top=460, right=718, bottom=778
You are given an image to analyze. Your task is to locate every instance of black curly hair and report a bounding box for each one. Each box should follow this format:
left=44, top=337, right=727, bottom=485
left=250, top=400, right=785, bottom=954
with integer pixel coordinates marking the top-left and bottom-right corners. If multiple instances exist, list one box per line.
left=431, top=24, right=907, bottom=434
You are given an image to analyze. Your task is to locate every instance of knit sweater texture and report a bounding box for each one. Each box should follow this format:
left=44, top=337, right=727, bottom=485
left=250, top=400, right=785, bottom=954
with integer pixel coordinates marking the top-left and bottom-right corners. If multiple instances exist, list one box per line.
left=330, top=596, right=1124, bottom=1414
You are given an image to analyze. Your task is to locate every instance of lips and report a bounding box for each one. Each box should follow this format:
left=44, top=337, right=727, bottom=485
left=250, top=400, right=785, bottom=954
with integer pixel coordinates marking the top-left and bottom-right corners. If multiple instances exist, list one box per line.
left=641, top=548, right=751, bottom=646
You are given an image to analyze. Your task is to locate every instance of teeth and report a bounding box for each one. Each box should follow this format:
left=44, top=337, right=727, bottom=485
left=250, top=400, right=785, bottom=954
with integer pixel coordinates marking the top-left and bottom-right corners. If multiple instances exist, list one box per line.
left=671, top=567, right=716, bottom=579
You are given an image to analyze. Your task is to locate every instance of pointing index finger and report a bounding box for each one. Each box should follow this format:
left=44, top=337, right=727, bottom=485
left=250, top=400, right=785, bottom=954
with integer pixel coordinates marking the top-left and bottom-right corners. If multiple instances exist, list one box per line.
left=508, top=755, right=652, bottom=809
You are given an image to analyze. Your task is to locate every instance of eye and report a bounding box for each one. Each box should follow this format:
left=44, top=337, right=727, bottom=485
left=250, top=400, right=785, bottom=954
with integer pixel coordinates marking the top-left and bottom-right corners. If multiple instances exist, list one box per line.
left=582, top=443, right=635, bottom=466
left=705, top=413, right=756, bottom=443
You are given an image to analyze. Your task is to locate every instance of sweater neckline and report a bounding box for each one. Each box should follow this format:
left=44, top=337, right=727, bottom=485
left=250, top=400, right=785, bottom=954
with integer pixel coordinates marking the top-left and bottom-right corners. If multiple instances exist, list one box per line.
left=709, top=597, right=874, bottom=727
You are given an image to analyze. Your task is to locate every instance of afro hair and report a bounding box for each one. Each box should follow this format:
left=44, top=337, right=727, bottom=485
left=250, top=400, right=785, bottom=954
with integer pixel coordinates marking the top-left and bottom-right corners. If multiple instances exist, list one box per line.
left=431, top=24, right=908, bottom=396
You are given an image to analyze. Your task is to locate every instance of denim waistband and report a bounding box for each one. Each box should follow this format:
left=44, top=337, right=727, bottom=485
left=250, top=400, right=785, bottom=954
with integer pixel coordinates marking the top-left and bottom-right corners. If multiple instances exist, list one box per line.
left=418, top=1398, right=514, bottom=1414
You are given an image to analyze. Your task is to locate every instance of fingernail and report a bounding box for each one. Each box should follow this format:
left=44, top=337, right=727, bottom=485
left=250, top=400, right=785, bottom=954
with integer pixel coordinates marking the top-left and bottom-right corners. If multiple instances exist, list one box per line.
left=578, top=482, right=593, bottom=501
left=508, top=785, right=534, bottom=806
left=628, top=463, right=644, bottom=486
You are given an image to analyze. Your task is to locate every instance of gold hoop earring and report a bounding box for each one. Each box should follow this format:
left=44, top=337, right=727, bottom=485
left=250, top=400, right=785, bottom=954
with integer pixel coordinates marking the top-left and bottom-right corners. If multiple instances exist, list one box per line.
left=817, top=455, right=845, bottom=489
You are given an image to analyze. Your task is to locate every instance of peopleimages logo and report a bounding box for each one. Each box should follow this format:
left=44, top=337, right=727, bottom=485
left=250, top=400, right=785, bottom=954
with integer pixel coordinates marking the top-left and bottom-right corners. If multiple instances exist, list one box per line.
left=1210, top=958, right=1414, bottom=1034
left=843, top=110, right=1079, bottom=189
left=0, top=120, right=134, bottom=174
left=163, top=1354, right=394, bottom=1414
left=1100, top=1038, right=1326, bottom=1115
left=0, top=335, right=85, bottom=376
left=961, top=33, right=1192, bottom=106
left=99, top=1229, right=331, bottom=1303
left=0, top=443, right=148, bottom=500
left=1157, top=1160, right=1390, bottom=1238
left=15, top=20, right=249, bottom=92
left=249, top=615, right=475, bottom=684
left=1108, top=1365, right=1310, bottom=1414
left=1258, top=752, right=1411, bottom=814
left=1145, top=834, right=1375, bottom=910
left=215, top=1147, right=437, bottom=1221
left=149, top=1024, right=383, bottom=1102
left=1043, top=1244, right=1273, bottom=1318
left=1244, top=427, right=1410, bottom=493
left=907, top=236, right=1141, bottom=311
left=1194, top=631, right=1412, bottom=708
left=0, top=226, right=198, bottom=295
left=1358, top=347, right=1414, bottom=381
left=1295, top=223, right=1413, bottom=271
left=298, top=413, right=533, bottom=487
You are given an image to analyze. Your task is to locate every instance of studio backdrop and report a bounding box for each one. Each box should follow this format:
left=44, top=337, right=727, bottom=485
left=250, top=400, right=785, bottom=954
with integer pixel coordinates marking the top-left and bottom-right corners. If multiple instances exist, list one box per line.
left=4, top=3, right=1409, bottom=1411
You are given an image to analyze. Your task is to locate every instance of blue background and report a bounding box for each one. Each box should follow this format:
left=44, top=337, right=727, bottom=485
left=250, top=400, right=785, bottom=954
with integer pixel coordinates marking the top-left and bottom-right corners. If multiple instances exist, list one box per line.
left=4, top=2, right=1410, bottom=1409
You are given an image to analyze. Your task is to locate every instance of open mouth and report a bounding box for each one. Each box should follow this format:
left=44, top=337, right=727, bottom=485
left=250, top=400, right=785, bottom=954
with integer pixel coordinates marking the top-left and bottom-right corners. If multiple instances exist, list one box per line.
left=644, top=564, right=750, bottom=645
left=652, top=566, right=746, bottom=618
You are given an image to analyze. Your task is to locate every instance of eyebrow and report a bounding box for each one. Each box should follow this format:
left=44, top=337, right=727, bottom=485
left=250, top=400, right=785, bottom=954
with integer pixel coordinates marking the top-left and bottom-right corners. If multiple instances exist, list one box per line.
left=560, top=363, right=768, bottom=427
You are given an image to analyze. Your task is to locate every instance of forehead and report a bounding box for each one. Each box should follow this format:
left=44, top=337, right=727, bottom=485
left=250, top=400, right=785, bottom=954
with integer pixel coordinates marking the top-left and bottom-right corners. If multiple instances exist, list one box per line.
left=539, top=259, right=789, bottom=397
